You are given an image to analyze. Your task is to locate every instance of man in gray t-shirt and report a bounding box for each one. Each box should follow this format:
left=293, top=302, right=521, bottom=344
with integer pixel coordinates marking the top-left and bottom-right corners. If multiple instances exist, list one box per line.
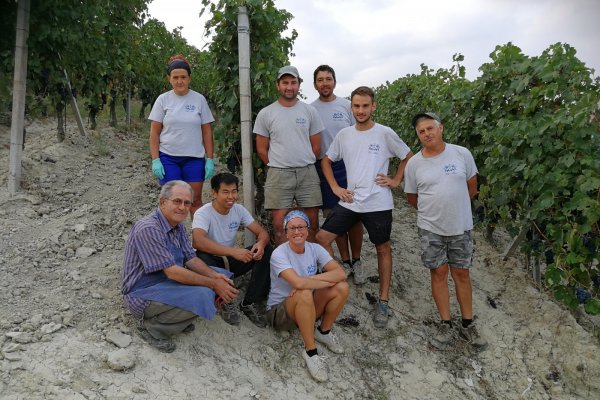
left=404, top=112, right=487, bottom=351
left=254, top=66, right=324, bottom=245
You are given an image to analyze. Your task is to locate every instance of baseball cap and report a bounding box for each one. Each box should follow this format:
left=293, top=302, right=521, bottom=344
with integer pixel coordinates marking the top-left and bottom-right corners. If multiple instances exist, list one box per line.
left=277, top=65, right=300, bottom=80
left=411, top=112, right=441, bottom=128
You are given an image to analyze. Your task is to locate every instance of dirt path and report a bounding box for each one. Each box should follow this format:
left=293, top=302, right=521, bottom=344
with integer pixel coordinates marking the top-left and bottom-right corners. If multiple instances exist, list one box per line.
left=0, top=120, right=598, bottom=399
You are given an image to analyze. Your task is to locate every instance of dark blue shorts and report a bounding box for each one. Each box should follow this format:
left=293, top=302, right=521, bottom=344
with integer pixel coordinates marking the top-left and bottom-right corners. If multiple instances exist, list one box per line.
left=159, top=152, right=206, bottom=185
left=315, top=159, right=348, bottom=210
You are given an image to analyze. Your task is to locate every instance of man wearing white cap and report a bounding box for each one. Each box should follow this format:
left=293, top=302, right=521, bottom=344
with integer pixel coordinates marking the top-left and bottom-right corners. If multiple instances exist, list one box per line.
left=254, top=66, right=324, bottom=245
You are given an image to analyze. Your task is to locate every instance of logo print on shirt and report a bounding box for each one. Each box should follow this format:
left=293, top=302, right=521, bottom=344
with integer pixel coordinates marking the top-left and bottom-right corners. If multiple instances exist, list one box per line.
left=228, top=222, right=240, bottom=232
left=368, top=143, right=380, bottom=154
left=307, top=264, right=317, bottom=275
left=332, top=112, right=344, bottom=121
left=296, top=117, right=307, bottom=126
left=185, top=104, right=196, bottom=112
left=444, top=164, right=458, bottom=175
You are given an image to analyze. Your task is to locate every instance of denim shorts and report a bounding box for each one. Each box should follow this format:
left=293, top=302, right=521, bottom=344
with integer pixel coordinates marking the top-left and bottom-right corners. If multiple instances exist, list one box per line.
left=159, top=152, right=205, bottom=184
left=418, top=228, right=473, bottom=269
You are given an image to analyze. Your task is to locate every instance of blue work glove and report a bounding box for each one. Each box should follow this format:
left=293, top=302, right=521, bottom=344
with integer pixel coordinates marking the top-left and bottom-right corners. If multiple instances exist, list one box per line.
left=151, top=158, right=165, bottom=180
left=205, top=158, right=215, bottom=180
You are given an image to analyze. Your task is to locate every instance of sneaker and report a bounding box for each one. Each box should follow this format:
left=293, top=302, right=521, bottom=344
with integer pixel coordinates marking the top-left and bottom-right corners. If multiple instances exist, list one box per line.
left=314, top=328, right=344, bottom=354
left=342, top=262, right=354, bottom=278
left=137, top=326, right=176, bottom=353
left=430, top=322, right=454, bottom=350
left=240, top=302, right=267, bottom=328
left=219, top=301, right=241, bottom=326
left=459, top=322, right=488, bottom=350
left=353, top=260, right=368, bottom=285
left=373, top=301, right=389, bottom=328
left=302, top=350, right=328, bottom=382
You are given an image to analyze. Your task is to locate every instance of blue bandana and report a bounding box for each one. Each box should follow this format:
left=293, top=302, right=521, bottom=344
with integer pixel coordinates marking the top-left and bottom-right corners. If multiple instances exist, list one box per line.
left=283, top=210, right=310, bottom=230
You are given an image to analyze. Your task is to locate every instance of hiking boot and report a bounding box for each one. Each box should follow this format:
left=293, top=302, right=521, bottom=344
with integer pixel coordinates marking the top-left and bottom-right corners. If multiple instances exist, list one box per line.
left=342, top=262, right=354, bottom=278
left=137, top=326, right=176, bottom=353
left=219, top=301, right=241, bottom=326
left=302, top=350, right=328, bottom=382
left=373, top=301, right=389, bottom=328
left=353, top=260, right=368, bottom=285
left=459, top=322, right=488, bottom=350
left=182, top=323, right=195, bottom=334
left=240, top=302, right=267, bottom=328
left=430, top=322, right=454, bottom=350
left=314, top=328, right=344, bottom=354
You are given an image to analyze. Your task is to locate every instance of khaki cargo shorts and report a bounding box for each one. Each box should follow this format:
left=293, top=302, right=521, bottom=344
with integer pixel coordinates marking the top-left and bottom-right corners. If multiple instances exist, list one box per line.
left=264, top=165, right=322, bottom=209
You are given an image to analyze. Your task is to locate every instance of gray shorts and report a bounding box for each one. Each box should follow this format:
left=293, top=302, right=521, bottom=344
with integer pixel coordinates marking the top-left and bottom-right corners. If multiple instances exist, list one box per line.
left=264, top=165, right=322, bottom=209
left=418, top=228, right=473, bottom=269
left=266, top=301, right=297, bottom=331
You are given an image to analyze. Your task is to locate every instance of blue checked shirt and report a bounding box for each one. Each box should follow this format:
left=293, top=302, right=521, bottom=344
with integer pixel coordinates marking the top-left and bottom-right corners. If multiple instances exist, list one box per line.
left=121, top=209, right=197, bottom=320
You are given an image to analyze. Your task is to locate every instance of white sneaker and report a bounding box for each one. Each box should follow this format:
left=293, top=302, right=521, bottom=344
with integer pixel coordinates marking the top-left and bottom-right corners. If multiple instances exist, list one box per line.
left=302, top=350, right=328, bottom=382
left=353, top=260, right=367, bottom=285
left=314, top=328, right=344, bottom=354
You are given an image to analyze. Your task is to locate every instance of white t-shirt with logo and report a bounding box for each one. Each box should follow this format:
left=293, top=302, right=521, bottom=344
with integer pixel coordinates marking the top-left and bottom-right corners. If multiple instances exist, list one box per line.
left=192, top=203, right=254, bottom=248
left=404, top=143, right=477, bottom=236
left=253, top=101, right=324, bottom=168
left=311, top=97, right=355, bottom=159
left=267, top=242, right=332, bottom=310
left=326, top=123, right=411, bottom=212
left=149, top=89, right=215, bottom=157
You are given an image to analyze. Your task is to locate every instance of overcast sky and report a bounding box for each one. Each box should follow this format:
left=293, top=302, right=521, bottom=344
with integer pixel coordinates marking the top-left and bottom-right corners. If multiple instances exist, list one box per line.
left=148, top=0, right=600, bottom=103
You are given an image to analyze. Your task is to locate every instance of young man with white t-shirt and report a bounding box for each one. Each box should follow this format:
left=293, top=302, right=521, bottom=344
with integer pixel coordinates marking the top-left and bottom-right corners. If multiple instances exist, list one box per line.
left=316, top=86, right=413, bottom=329
left=192, top=172, right=272, bottom=328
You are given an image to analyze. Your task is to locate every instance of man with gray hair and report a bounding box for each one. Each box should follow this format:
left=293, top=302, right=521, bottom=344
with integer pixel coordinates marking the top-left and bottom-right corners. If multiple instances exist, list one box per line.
left=255, top=65, right=324, bottom=245
left=122, top=180, right=239, bottom=352
left=404, top=112, right=487, bottom=351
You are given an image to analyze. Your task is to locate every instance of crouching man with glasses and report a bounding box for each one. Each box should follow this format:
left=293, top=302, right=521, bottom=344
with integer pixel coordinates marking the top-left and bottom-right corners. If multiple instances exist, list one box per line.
left=121, top=180, right=239, bottom=353
left=266, top=209, right=349, bottom=382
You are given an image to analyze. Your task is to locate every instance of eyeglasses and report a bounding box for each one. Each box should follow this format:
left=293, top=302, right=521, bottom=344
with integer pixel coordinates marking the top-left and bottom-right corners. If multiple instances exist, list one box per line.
left=166, top=198, right=192, bottom=207
left=286, top=225, right=308, bottom=232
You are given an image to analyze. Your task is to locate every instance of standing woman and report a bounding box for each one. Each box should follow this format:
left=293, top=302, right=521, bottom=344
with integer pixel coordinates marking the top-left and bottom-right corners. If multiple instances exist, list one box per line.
left=149, top=54, right=215, bottom=217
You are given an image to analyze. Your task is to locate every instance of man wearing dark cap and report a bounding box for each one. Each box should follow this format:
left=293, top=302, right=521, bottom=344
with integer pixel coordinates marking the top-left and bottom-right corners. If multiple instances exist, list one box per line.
left=404, top=112, right=488, bottom=351
left=254, top=66, right=324, bottom=245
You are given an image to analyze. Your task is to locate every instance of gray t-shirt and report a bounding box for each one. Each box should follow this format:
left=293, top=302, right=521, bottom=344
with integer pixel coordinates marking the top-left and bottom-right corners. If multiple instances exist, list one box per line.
left=191, top=203, right=254, bottom=248
left=148, top=89, right=215, bottom=157
left=267, top=242, right=332, bottom=310
left=253, top=100, right=324, bottom=168
left=311, top=96, right=355, bottom=159
left=404, top=143, right=477, bottom=236
left=326, top=123, right=412, bottom=212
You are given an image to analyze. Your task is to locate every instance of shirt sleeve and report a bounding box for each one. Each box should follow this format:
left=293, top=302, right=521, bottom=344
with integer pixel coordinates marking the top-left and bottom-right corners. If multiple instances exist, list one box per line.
left=191, top=207, right=211, bottom=231
left=325, top=132, right=342, bottom=162
left=253, top=108, right=270, bottom=137
left=462, top=147, right=478, bottom=179
left=148, top=94, right=165, bottom=123
left=308, top=104, right=325, bottom=136
left=239, top=205, right=255, bottom=228
left=385, top=127, right=411, bottom=159
left=270, top=246, right=292, bottom=277
left=198, top=94, right=215, bottom=125
left=403, top=159, right=417, bottom=194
